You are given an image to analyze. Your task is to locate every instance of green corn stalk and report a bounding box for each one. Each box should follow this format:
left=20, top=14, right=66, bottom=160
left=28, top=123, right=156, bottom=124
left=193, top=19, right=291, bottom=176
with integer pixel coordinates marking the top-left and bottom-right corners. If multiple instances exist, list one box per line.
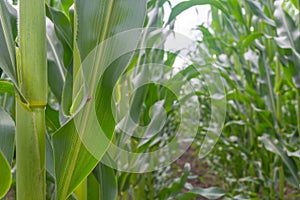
left=16, top=0, right=47, bottom=199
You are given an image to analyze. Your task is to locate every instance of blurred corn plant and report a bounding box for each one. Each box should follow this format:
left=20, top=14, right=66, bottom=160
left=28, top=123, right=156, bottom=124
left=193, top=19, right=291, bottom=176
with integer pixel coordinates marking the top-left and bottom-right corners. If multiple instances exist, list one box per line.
left=173, top=0, right=300, bottom=198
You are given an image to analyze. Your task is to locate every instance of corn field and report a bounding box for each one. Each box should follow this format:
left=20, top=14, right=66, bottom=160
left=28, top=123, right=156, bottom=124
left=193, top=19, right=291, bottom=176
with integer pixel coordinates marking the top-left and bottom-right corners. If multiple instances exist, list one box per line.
left=0, top=0, right=299, bottom=199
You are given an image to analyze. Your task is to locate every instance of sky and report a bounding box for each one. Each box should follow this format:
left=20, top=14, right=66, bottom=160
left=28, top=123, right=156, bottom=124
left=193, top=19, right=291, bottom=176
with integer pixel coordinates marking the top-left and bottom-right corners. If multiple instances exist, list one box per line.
left=163, top=0, right=211, bottom=38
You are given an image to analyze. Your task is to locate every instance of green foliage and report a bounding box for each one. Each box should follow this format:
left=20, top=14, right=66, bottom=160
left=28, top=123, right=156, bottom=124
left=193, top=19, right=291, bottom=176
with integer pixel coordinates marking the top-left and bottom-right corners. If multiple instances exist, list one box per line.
left=191, top=0, right=300, bottom=198
left=0, top=0, right=299, bottom=199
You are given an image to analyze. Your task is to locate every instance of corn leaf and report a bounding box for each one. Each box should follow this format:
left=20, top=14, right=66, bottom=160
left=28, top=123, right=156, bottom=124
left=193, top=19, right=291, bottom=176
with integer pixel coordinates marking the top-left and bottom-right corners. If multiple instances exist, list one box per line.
left=0, top=80, right=14, bottom=95
left=260, top=134, right=300, bottom=188
left=0, top=0, right=16, bottom=84
left=0, top=151, right=11, bottom=199
left=46, top=19, right=66, bottom=102
left=274, top=0, right=300, bottom=88
left=52, top=0, right=146, bottom=199
left=167, top=0, right=228, bottom=24
left=177, top=187, right=227, bottom=200
left=244, top=0, right=275, bottom=26
left=0, top=107, right=15, bottom=165
left=93, top=163, right=118, bottom=200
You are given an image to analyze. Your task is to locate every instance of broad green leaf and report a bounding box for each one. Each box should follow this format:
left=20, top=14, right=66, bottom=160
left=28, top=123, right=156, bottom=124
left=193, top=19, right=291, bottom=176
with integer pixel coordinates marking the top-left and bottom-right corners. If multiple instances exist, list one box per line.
left=56, top=0, right=74, bottom=16
left=53, top=120, right=98, bottom=200
left=74, top=179, right=87, bottom=200
left=0, top=1, right=17, bottom=84
left=46, top=19, right=66, bottom=102
left=226, top=0, right=244, bottom=25
left=0, top=151, right=11, bottom=199
left=0, top=106, right=15, bottom=165
left=75, top=0, right=146, bottom=60
left=274, top=0, right=300, bottom=88
left=260, top=134, right=300, bottom=188
left=167, top=0, right=228, bottom=24
left=244, top=0, right=275, bottom=26
left=178, top=187, right=227, bottom=200
left=0, top=80, right=14, bottom=95
left=46, top=135, right=55, bottom=178
left=53, top=1, right=147, bottom=198
left=239, top=32, right=264, bottom=55
left=94, top=163, right=118, bottom=200
left=46, top=5, right=73, bottom=55
left=274, top=0, right=300, bottom=52
left=87, top=173, right=100, bottom=200
left=45, top=105, right=61, bottom=133
left=61, top=70, right=74, bottom=116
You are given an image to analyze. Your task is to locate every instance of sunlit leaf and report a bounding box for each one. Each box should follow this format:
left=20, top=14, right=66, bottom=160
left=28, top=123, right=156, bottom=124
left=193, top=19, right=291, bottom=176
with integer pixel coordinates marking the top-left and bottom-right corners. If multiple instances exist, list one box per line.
left=0, top=151, right=11, bottom=199
left=53, top=0, right=146, bottom=199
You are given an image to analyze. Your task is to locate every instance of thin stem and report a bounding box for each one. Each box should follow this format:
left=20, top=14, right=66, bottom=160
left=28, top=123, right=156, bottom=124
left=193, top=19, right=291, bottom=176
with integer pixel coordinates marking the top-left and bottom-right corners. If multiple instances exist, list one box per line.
left=279, top=164, right=284, bottom=199
left=275, top=57, right=282, bottom=127
left=296, top=90, right=300, bottom=143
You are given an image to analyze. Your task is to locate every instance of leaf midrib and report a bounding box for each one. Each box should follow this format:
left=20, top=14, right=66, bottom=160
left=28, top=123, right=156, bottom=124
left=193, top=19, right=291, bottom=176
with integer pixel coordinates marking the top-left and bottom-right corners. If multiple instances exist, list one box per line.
left=59, top=0, right=116, bottom=198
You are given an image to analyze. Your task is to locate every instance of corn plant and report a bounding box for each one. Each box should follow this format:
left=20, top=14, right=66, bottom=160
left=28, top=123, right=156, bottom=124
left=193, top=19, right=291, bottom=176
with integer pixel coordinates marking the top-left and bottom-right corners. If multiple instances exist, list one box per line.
left=172, top=0, right=300, bottom=198
left=0, top=0, right=147, bottom=199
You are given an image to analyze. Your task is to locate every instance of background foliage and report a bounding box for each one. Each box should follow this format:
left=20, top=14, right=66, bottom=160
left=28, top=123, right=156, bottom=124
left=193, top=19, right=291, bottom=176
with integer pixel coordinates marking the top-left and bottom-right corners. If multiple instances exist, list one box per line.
left=0, top=0, right=299, bottom=199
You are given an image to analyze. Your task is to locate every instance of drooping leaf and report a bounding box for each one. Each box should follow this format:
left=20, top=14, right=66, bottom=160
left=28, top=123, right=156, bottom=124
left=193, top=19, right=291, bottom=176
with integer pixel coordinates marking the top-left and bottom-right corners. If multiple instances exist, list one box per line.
left=260, top=134, right=300, bottom=188
left=274, top=0, right=300, bottom=88
left=0, top=80, right=14, bottom=95
left=177, top=187, right=227, bottom=200
left=0, top=151, right=11, bottom=199
left=240, top=32, right=264, bottom=55
left=0, top=1, right=17, bottom=84
left=46, top=18, right=66, bottom=102
left=244, top=0, right=275, bottom=26
left=167, top=0, right=229, bottom=24
left=0, top=106, right=15, bottom=165
left=46, top=5, right=73, bottom=62
left=274, top=0, right=300, bottom=52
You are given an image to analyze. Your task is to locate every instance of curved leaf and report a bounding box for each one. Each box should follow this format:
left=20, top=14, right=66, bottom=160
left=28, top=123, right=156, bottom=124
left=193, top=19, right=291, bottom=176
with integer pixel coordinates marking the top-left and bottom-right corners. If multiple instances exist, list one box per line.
left=0, top=80, right=14, bottom=95
left=0, top=0, right=17, bottom=83
left=0, top=106, right=15, bottom=165
left=274, top=0, right=300, bottom=52
left=240, top=32, right=264, bottom=55
left=274, top=0, right=300, bottom=88
left=167, top=0, right=229, bottom=24
left=94, top=163, right=118, bottom=200
left=182, top=187, right=227, bottom=200
left=46, top=18, right=66, bottom=102
left=244, top=0, right=275, bottom=26
left=53, top=0, right=147, bottom=199
left=0, top=151, right=11, bottom=199
left=260, top=134, right=300, bottom=188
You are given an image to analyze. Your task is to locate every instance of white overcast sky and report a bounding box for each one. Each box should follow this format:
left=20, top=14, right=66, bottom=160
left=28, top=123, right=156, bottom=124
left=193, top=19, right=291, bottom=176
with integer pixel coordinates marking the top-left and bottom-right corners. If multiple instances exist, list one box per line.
left=164, top=0, right=210, bottom=38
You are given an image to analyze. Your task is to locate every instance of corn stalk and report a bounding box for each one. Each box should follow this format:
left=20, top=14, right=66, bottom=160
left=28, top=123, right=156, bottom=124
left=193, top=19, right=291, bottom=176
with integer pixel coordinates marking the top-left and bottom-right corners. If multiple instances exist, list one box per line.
left=16, top=0, right=47, bottom=199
